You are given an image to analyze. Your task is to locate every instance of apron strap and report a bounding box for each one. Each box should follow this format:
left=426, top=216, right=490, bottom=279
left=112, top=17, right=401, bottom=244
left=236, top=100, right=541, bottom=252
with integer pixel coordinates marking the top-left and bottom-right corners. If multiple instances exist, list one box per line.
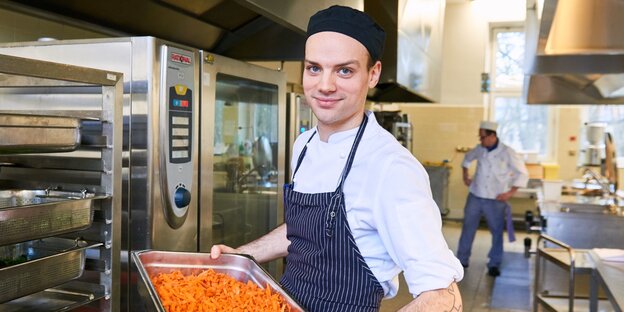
left=336, top=113, right=368, bottom=191
left=291, top=131, right=316, bottom=182
left=286, top=113, right=369, bottom=238
left=326, top=113, right=368, bottom=237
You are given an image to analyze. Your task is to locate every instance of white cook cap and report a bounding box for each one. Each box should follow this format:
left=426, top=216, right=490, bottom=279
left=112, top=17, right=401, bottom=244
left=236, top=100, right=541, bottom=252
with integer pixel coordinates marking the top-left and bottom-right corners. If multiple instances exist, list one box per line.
left=479, top=120, right=498, bottom=132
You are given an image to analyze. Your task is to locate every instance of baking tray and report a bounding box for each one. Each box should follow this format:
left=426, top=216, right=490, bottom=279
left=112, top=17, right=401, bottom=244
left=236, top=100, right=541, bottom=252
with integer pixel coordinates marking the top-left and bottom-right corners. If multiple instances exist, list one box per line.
left=0, top=189, right=107, bottom=245
left=132, top=250, right=305, bottom=312
left=0, top=237, right=100, bottom=303
left=0, top=113, right=81, bottom=154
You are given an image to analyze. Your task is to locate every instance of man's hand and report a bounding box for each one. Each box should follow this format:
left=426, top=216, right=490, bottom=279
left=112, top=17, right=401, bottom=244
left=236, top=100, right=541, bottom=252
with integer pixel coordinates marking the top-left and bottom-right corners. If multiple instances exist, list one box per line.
left=495, top=192, right=512, bottom=201
left=496, top=186, right=518, bottom=202
left=209, top=224, right=289, bottom=263
left=210, top=244, right=238, bottom=259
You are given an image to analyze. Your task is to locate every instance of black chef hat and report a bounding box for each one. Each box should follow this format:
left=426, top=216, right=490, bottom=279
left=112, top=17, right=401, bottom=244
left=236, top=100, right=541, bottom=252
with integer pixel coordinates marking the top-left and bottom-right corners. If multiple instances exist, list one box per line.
left=306, top=5, right=386, bottom=62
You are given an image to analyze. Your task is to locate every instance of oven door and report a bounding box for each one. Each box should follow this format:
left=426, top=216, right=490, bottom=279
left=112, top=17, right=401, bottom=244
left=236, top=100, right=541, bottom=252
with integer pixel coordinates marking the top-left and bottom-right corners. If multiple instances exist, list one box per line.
left=199, top=51, right=286, bottom=276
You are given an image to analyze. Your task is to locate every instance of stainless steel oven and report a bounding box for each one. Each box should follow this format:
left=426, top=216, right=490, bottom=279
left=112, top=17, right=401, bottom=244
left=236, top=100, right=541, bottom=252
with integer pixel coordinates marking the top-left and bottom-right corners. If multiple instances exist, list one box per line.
left=0, top=37, right=288, bottom=309
left=0, top=37, right=200, bottom=310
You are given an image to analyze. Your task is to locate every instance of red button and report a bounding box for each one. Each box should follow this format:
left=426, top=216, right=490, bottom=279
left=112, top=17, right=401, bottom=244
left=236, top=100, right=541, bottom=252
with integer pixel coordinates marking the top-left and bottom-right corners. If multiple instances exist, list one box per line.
left=181, top=100, right=189, bottom=107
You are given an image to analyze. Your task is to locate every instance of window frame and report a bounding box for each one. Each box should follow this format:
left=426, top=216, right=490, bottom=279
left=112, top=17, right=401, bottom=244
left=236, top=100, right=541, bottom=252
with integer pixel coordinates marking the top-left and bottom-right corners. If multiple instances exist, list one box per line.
left=487, top=23, right=557, bottom=162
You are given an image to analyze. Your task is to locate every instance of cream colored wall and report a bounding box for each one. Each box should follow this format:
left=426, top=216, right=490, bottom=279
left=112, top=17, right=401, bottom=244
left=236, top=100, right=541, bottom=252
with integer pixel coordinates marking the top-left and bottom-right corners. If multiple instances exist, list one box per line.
left=397, top=103, right=589, bottom=218
left=0, top=7, right=106, bottom=43
left=554, top=107, right=583, bottom=181
left=399, top=104, right=483, bottom=219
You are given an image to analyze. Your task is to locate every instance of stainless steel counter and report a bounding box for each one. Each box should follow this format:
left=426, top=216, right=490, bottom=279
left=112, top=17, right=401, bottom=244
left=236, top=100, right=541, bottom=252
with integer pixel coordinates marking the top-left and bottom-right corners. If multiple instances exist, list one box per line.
left=541, top=194, right=624, bottom=216
left=589, top=251, right=624, bottom=312
left=538, top=196, right=624, bottom=249
left=533, top=193, right=624, bottom=311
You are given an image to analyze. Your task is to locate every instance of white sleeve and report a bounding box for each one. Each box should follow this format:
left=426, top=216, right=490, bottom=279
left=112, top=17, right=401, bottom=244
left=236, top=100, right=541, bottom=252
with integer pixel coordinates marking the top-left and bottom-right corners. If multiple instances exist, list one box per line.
left=462, top=144, right=480, bottom=168
left=374, top=154, right=464, bottom=296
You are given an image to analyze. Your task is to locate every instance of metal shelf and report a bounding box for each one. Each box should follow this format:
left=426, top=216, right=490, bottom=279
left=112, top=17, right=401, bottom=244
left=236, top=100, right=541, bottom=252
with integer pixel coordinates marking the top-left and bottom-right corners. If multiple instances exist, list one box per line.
left=0, top=281, right=106, bottom=312
left=0, top=52, right=123, bottom=311
left=539, top=248, right=595, bottom=274
left=534, top=234, right=600, bottom=312
left=536, top=295, right=614, bottom=312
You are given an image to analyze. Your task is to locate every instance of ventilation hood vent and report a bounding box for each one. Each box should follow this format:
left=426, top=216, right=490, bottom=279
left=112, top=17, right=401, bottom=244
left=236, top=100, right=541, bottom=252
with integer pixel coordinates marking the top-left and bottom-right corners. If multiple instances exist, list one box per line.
left=525, top=0, right=624, bottom=104
left=1, top=0, right=337, bottom=61
left=3, top=0, right=445, bottom=103
left=365, top=0, right=445, bottom=103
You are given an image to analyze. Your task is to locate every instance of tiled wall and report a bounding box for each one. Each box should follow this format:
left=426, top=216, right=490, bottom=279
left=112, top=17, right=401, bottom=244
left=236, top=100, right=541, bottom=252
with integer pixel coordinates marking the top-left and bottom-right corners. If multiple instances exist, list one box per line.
left=399, top=104, right=624, bottom=219
left=399, top=104, right=484, bottom=219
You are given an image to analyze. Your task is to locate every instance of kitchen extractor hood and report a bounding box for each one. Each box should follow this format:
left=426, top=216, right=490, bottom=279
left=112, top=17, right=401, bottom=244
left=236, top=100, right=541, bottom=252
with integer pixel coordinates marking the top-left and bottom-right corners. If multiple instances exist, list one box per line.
left=525, top=0, right=624, bottom=104
left=3, top=0, right=444, bottom=103
left=365, top=0, right=445, bottom=103
left=0, top=0, right=362, bottom=61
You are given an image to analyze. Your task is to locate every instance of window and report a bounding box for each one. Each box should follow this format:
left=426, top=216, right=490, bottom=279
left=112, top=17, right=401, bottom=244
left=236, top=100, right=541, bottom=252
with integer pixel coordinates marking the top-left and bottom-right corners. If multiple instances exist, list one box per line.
left=492, top=30, right=525, bottom=89
left=489, top=26, right=551, bottom=159
left=494, top=96, right=548, bottom=153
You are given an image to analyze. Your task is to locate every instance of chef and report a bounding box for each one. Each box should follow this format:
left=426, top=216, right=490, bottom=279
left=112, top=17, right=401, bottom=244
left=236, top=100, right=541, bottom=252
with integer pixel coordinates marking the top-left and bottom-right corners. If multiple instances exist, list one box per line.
left=457, top=120, right=529, bottom=277
left=211, top=5, right=464, bottom=311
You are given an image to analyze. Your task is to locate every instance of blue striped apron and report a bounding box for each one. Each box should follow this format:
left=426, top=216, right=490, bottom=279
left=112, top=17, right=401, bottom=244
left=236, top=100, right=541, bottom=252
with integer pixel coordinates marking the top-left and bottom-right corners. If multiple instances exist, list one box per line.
left=280, top=114, right=384, bottom=312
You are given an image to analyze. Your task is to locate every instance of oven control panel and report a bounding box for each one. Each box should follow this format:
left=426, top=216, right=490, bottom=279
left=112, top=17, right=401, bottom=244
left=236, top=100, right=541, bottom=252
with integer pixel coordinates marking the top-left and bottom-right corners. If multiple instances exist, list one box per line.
left=162, top=45, right=195, bottom=228
left=169, top=84, right=192, bottom=164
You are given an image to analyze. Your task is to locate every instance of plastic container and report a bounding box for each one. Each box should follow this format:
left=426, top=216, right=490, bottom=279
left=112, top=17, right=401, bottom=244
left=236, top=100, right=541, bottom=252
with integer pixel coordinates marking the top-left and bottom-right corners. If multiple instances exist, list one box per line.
left=542, top=163, right=560, bottom=180
left=525, top=152, right=539, bottom=164
left=542, top=180, right=563, bottom=202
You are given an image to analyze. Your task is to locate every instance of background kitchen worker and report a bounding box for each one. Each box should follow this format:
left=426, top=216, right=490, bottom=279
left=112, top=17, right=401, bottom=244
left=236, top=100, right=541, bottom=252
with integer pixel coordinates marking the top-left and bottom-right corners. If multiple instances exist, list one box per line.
left=211, top=5, right=463, bottom=311
left=457, top=121, right=529, bottom=277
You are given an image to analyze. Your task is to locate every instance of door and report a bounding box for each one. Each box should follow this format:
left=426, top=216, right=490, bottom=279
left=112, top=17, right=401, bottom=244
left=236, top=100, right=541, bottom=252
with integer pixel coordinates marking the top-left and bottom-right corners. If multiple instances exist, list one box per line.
left=199, top=52, right=286, bottom=275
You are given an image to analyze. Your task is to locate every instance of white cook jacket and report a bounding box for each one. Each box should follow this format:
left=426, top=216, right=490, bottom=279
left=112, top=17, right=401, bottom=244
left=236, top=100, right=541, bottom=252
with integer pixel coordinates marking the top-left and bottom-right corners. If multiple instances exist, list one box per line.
left=291, top=111, right=463, bottom=298
left=462, top=142, right=529, bottom=199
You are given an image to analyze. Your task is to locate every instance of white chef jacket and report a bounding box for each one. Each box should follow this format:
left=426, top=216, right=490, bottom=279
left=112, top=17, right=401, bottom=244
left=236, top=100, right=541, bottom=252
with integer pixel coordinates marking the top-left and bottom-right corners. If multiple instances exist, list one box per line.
left=291, top=111, right=463, bottom=298
left=462, top=142, right=529, bottom=199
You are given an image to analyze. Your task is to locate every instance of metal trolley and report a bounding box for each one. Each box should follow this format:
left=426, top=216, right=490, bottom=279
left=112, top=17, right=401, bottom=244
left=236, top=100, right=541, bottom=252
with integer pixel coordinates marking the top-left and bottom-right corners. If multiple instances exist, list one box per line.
left=0, top=54, right=122, bottom=311
left=532, top=234, right=615, bottom=312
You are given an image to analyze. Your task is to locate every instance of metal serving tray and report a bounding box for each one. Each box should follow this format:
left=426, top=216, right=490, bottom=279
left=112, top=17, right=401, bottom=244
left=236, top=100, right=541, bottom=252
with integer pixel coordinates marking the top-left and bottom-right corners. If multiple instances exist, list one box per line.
left=0, top=237, right=100, bottom=303
left=132, top=250, right=305, bottom=312
left=0, top=113, right=81, bottom=154
left=0, top=189, right=106, bottom=245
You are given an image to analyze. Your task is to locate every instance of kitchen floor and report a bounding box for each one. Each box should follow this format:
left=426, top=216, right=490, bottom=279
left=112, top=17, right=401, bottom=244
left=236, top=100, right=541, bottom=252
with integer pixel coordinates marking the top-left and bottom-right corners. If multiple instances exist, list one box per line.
left=380, top=220, right=537, bottom=312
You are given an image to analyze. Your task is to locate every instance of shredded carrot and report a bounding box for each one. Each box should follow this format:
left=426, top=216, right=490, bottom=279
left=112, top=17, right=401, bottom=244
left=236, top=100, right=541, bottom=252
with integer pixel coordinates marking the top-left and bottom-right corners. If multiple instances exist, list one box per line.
left=151, top=269, right=292, bottom=312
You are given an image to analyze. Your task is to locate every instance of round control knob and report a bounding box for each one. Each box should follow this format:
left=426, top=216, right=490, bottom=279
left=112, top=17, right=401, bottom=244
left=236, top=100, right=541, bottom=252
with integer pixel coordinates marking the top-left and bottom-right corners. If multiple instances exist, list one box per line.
left=174, top=187, right=191, bottom=208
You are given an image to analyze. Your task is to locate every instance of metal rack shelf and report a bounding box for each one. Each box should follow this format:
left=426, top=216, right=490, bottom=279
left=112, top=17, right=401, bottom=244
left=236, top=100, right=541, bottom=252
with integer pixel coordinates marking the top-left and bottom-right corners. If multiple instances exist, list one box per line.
left=535, top=296, right=614, bottom=312
left=0, top=281, right=107, bottom=312
left=0, top=53, right=122, bottom=311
